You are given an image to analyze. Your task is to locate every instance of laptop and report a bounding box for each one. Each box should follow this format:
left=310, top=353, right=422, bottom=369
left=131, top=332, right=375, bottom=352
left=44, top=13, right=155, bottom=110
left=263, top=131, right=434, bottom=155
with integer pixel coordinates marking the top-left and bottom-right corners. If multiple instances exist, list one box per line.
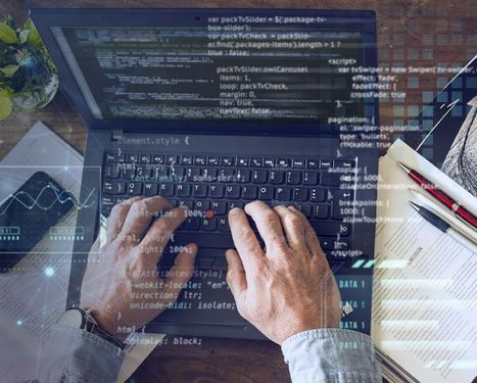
left=32, top=8, right=379, bottom=340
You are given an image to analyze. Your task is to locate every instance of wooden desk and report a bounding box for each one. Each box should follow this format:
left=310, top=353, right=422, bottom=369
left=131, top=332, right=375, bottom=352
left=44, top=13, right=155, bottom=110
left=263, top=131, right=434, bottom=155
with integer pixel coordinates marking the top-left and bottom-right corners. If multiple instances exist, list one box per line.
left=1, top=1, right=476, bottom=381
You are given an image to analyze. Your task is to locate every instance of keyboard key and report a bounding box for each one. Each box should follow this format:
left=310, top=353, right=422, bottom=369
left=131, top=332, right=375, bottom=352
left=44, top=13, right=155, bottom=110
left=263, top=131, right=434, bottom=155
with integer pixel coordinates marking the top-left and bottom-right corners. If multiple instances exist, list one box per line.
left=228, top=201, right=245, bottom=210
left=152, top=154, right=164, bottom=164
left=320, top=159, right=333, bottom=169
left=334, top=160, right=355, bottom=169
left=269, top=170, right=284, bottom=185
left=105, top=163, right=120, bottom=179
left=293, top=187, right=308, bottom=202
left=209, top=185, right=224, bottom=198
left=309, top=222, right=350, bottom=237
left=322, top=173, right=340, bottom=187
left=194, top=155, right=206, bottom=166
left=320, top=237, right=333, bottom=250
left=101, top=197, right=116, bottom=213
left=136, top=165, right=152, bottom=179
left=193, top=184, right=208, bottom=198
left=176, top=184, right=191, bottom=197
left=237, top=156, right=249, bottom=167
left=259, top=186, right=273, bottom=200
left=286, top=171, right=301, bottom=185
left=183, top=167, right=199, bottom=182
left=105, top=151, right=125, bottom=163
left=195, top=200, right=211, bottom=212
left=303, top=171, right=319, bottom=186
left=165, top=155, right=178, bottom=164
left=332, top=203, right=344, bottom=220
left=221, top=156, right=234, bottom=166
left=252, top=169, right=267, bottom=184
left=263, top=158, right=275, bottom=168
left=277, top=158, right=290, bottom=168
left=139, top=154, right=151, bottom=164
left=218, top=169, right=234, bottom=183
left=218, top=217, right=230, bottom=232
left=103, top=181, right=125, bottom=195
left=331, top=189, right=354, bottom=201
left=127, top=154, right=139, bottom=163
left=144, top=182, right=158, bottom=196
left=211, top=201, right=227, bottom=215
left=158, top=183, right=174, bottom=197
left=181, top=155, right=193, bottom=165
left=178, top=200, right=194, bottom=210
left=225, top=185, right=241, bottom=199
left=307, top=159, right=319, bottom=169
left=313, top=204, right=330, bottom=219
left=243, top=186, right=258, bottom=200
left=127, top=182, right=142, bottom=195
left=184, top=217, right=200, bottom=231
left=236, top=169, right=251, bottom=183
left=201, top=218, right=217, bottom=231
left=292, top=158, right=305, bottom=169
left=152, top=165, right=169, bottom=181
left=310, top=188, right=326, bottom=202
left=334, top=240, right=349, bottom=250
left=276, top=186, right=292, bottom=201
left=207, top=156, right=220, bottom=166
left=297, top=204, right=312, bottom=218
left=250, top=157, right=263, bottom=167
left=202, top=168, right=218, bottom=182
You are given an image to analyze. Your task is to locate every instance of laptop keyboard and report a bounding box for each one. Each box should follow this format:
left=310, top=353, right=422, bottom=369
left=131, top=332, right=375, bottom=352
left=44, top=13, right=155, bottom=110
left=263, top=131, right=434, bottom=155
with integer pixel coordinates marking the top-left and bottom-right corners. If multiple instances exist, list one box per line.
left=101, top=151, right=355, bottom=269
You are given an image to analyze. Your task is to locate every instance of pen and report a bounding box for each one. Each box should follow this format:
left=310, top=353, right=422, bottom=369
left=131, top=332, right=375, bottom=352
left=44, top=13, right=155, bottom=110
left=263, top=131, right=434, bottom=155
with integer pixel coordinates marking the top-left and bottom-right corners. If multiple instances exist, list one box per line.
left=409, top=200, right=477, bottom=248
left=398, top=162, right=477, bottom=229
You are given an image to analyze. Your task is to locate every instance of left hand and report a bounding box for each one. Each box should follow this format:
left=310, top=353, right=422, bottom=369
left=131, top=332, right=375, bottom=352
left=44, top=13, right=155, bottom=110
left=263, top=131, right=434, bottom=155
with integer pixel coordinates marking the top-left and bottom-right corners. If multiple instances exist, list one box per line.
left=80, top=196, right=197, bottom=341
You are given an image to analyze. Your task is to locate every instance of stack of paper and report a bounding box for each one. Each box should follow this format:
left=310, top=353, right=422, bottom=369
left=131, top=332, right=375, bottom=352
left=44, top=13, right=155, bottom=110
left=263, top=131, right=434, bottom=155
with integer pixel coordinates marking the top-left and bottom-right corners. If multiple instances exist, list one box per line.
left=372, top=139, right=477, bottom=382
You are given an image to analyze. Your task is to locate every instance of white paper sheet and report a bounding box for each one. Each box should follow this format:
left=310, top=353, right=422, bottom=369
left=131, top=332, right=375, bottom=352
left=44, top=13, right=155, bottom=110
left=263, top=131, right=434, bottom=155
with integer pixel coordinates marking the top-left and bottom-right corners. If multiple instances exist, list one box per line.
left=372, top=139, right=477, bottom=383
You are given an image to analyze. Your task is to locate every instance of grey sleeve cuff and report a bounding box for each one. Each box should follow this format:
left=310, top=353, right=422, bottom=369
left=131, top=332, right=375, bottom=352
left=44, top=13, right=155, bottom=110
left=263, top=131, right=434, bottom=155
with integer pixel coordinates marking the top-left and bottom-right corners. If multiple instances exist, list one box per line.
left=38, top=324, right=125, bottom=382
left=281, top=328, right=381, bottom=383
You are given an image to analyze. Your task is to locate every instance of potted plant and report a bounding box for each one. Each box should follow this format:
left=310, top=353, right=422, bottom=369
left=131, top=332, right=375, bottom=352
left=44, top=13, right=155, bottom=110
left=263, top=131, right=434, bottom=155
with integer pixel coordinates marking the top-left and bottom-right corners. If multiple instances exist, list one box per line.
left=0, top=16, right=58, bottom=121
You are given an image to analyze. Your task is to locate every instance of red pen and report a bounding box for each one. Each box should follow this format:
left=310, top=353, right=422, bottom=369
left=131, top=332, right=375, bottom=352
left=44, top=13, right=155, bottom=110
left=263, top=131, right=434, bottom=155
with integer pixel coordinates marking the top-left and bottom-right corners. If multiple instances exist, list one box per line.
left=398, top=162, right=477, bottom=229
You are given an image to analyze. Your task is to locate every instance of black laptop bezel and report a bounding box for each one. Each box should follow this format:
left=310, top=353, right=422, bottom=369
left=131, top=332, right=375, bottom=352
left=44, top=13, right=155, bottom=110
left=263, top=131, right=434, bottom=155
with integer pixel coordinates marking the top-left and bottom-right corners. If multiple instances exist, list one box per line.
left=31, top=7, right=378, bottom=137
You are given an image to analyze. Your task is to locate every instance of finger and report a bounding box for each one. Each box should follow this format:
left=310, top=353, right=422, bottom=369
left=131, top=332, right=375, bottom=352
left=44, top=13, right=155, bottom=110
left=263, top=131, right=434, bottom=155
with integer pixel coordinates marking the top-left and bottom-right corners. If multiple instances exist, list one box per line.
left=106, top=197, right=142, bottom=242
left=289, top=206, right=324, bottom=257
left=139, top=206, right=189, bottom=264
left=120, top=196, right=172, bottom=242
left=228, top=207, right=264, bottom=272
left=161, top=243, right=198, bottom=305
left=244, top=201, right=288, bottom=252
left=225, top=249, right=247, bottom=300
left=273, top=205, right=308, bottom=255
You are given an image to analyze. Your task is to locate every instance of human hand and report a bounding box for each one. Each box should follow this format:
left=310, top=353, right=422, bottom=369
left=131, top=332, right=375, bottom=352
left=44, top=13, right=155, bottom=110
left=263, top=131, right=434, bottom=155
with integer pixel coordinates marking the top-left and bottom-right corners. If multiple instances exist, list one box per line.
left=225, top=202, right=341, bottom=345
left=80, top=196, right=197, bottom=341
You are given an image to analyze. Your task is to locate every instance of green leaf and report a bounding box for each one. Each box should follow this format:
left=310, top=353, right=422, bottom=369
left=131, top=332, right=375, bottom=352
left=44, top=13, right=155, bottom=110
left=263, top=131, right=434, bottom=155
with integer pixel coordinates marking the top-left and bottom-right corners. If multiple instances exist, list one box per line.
left=0, top=96, right=13, bottom=120
left=19, top=29, right=30, bottom=44
left=0, top=23, right=18, bottom=44
left=24, top=18, right=42, bottom=47
left=0, top=65, right=19, bottom=77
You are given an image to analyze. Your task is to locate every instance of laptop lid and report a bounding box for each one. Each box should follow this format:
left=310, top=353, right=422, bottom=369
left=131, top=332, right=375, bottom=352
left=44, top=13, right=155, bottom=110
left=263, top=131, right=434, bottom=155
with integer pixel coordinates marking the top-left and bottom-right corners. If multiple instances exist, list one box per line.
left=31, top=8, right=378, bottom=137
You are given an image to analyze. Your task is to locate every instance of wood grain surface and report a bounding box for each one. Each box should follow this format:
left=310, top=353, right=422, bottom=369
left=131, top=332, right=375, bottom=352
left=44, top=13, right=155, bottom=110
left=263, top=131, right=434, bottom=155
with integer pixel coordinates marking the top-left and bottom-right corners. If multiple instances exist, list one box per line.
left=1, top=1, right=476, bottom=382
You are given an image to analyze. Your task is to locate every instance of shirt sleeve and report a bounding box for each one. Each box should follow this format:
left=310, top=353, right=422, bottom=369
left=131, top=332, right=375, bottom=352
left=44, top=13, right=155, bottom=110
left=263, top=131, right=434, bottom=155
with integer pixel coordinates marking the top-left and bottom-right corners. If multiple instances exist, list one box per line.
left=281, top=328, right=381, bottom=383
left=38, top=324, right=124, bottom=383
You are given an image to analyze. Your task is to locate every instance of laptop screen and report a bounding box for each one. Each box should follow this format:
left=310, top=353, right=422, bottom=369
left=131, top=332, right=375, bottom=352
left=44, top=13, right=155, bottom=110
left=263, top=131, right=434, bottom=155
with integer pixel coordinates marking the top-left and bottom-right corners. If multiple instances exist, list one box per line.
left=51, top=16, right=370, bottom=124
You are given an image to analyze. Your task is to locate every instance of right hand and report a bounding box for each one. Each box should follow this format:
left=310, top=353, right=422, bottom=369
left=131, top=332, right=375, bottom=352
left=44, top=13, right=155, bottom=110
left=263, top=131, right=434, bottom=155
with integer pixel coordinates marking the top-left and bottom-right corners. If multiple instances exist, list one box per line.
left=225, top=201, right=341, bottom=345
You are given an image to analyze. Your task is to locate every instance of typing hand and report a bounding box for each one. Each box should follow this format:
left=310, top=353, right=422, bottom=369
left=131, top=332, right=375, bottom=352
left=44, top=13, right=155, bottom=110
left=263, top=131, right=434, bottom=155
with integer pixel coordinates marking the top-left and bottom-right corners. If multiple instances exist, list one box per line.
left=226, top=201, right=341, bottom=345
left=80, top=196, right=197, bottom=341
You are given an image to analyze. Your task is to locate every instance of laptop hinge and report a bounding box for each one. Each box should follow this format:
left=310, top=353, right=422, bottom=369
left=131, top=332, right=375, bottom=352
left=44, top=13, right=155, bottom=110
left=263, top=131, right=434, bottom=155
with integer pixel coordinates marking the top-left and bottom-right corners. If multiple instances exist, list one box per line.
left=112, top=130, right=123, bottom=142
